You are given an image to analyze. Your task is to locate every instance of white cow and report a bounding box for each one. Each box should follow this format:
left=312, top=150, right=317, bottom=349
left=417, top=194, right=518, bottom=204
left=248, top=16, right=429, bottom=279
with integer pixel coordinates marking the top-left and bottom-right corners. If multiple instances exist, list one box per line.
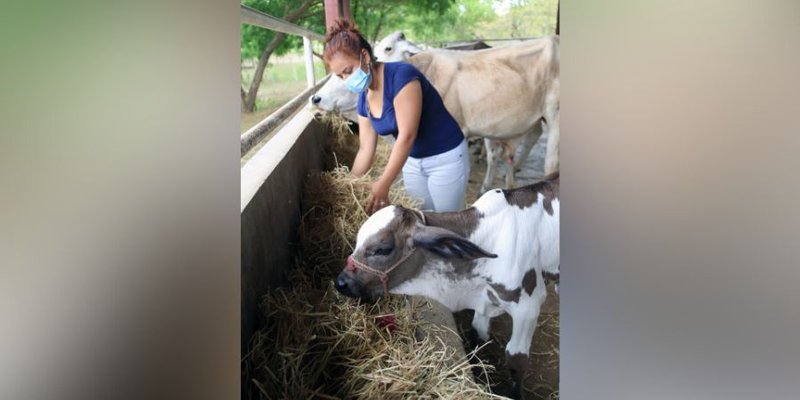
left=376, top=32, right=560, bottom=192
left=335, top=175, right=560, bottom=397
left=310, top=74, right=359, bottom=122
left=312, top=32, right=560, bottom=193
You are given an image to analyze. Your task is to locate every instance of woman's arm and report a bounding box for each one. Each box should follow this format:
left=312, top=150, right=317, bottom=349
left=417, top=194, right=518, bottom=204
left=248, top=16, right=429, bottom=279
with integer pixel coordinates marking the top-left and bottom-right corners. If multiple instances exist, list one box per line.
left=366, top=80, right=422, bottom=213
left=351, top=115, right=378, bottom=177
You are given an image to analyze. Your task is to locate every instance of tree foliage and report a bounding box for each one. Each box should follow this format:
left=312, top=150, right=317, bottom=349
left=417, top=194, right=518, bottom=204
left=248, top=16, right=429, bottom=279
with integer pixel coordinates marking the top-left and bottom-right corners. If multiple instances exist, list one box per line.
left=479, top=0, right=558, bottom=39
left=350, top=0, right=456, bottom=44
left=240, top=0, right=325, bottom=61
left=350, top=0, right=558, bottom=46
left=399, top=0, right=497, bottom=44
left=240, top=0, right=324, bottom=112
left=240, top=0, right=558, bottom=60
left=239, top=0, right=558, bottom=112
left=240, top=0, right=458, bottom=62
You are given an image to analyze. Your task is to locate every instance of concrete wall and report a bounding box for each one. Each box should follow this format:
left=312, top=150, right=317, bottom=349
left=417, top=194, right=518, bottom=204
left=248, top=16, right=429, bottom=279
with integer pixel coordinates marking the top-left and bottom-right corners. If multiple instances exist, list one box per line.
left=240, top=109, right=326, bottom=354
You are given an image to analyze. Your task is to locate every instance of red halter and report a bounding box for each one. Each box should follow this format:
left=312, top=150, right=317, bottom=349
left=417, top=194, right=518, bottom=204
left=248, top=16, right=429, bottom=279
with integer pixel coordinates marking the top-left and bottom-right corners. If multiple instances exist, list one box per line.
left=346, top=209, right=425, bottom=295
left=346, top=249, right=417, bottom=296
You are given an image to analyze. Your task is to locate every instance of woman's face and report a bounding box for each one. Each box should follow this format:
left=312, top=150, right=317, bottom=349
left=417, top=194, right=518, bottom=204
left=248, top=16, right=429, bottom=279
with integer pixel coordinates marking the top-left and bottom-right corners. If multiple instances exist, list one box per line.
left=327, top=50, right=368, bottom=81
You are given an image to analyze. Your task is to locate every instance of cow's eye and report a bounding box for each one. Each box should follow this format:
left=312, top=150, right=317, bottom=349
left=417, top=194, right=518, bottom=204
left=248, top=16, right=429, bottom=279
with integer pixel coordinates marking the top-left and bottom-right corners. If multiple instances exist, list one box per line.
left=385, top=46, right=392, bottom=53
left=373, top=246, right=393, bottom=256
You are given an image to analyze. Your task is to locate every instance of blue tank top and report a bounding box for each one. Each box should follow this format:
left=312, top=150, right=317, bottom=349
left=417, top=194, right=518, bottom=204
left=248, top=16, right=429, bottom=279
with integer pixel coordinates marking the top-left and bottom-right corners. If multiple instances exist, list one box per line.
left=357, top=62, right=464, bottom=158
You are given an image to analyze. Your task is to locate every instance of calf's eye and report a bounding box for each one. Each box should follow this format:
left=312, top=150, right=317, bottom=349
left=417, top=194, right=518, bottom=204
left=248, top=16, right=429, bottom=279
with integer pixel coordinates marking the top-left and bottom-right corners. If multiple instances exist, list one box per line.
left=373, top=246, right=393, bottom=256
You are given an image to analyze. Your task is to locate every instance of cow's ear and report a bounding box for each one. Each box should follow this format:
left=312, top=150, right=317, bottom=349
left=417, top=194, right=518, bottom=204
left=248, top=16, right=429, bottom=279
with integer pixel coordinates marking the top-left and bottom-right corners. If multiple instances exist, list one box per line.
left=404, top=42, right=423, bottom=56
left=399, top=36, right=422, bottom=57
left=412, top=226, right=497, bottom=260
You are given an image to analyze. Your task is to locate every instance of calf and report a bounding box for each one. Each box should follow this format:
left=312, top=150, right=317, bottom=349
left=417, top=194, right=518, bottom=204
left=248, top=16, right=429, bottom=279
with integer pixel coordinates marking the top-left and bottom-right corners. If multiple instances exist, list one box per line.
left=335, top=175, right=560, bottom=396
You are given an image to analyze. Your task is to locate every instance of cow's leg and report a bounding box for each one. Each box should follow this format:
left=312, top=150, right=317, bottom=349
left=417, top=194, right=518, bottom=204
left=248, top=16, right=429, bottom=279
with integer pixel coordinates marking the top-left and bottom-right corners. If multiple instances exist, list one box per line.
left=468, top=137, right=484, bottom=157
left=514, top=125, right=542, bottom=171
left=544, top=121, right=559, bottom=176
left=471, top=312, right=491, bottom=342
left=543, top=98, right=560, bottom=176
left=503, top=141, right=519, bottom=189
left=505, top=297, right=544, bottom=398
left=509, top=121, right=545, bottom=183
left=480, top=138, right=498, bottom=194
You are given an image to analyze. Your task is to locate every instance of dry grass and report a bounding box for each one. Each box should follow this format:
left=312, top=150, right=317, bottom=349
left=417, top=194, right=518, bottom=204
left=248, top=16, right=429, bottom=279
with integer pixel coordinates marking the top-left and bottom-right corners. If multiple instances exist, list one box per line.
left=244, top=284, right=504, bottom=400
left=243, top=114, right=501, bottom=399
left=319, top=113, right=359, bottom=171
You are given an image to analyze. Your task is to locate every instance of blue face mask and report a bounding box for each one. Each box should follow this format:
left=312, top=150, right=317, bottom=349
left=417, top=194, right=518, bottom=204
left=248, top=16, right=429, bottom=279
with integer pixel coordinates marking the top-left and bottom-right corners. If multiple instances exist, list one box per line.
left=344, top=54, right=371, bottom=94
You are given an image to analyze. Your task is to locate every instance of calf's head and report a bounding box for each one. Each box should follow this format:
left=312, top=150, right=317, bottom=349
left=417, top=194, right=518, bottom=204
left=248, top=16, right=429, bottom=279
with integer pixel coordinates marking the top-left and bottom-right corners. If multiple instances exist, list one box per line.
left=335, top=205, right=497, bottom=301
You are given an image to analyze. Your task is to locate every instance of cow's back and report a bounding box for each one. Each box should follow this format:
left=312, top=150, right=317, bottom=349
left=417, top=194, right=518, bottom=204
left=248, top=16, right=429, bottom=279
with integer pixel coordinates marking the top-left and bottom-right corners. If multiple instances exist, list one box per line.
left=409, top=37, right=559, bottom=138
left=469, top=177, right=560, bottom=280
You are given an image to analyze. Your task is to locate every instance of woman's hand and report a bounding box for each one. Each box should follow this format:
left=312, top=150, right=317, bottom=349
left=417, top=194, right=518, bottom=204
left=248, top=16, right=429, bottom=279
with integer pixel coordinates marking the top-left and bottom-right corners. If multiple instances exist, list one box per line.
left=366, top=179, right=391, bottom=215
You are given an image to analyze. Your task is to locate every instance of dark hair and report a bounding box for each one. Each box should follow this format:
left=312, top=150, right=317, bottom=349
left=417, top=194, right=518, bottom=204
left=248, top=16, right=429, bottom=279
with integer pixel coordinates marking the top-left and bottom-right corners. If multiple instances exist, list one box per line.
left=323, top=19, right=375, bottom=63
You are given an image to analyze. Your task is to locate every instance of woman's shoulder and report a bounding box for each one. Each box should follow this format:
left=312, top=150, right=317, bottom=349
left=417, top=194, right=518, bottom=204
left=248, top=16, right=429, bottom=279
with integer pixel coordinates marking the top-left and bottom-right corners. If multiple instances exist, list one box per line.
left=385, top=61, right=423, bottom=94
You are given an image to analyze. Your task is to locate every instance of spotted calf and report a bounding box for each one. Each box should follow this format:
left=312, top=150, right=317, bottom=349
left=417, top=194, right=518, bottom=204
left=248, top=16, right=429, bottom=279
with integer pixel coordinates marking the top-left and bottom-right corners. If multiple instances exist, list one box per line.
left=335, top=174, right=560, bottom=395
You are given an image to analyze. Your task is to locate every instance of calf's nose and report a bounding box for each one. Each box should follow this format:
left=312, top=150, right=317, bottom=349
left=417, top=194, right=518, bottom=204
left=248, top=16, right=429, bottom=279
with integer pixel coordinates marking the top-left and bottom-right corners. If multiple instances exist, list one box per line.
left=311, top=95, right=321, bottom=104
left=334, top=273, right=349, bottom=294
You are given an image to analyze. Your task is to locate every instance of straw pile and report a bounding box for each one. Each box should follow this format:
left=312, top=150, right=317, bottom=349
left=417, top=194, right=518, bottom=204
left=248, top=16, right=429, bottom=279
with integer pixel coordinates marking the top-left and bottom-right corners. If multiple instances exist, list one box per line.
left=319, top=112, right=359, bottom=171
left=245, top=285, right=502, bottom=400
left=243, top=113, right=503, bottom=399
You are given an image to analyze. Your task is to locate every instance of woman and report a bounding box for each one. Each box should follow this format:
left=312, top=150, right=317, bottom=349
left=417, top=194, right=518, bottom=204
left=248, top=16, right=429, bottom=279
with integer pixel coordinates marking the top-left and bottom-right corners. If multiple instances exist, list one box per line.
left=323, top=20, right=470, bottom=214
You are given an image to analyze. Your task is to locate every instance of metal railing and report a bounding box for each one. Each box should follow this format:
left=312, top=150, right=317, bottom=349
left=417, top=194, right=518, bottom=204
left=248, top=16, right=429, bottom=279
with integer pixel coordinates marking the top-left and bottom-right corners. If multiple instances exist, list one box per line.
left=240, top=5, right=326, bottom=156
left=240, top=75, right=329, bottom=156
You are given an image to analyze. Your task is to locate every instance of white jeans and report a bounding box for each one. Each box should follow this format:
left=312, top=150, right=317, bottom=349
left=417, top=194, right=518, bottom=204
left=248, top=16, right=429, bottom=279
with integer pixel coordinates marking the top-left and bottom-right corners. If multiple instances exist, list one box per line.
left=401, top=139, right=470, bottom=212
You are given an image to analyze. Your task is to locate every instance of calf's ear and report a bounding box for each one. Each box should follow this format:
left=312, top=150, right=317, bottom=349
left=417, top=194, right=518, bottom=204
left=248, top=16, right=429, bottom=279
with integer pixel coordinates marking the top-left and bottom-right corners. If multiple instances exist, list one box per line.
left=412, top=226, right=497, bottom=260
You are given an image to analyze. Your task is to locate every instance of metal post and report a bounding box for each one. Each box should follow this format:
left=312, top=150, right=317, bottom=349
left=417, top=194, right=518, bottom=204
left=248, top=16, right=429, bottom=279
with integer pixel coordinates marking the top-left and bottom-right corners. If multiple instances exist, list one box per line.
left=324, top=0, right=351, bottom=30
left=324, top=0, right=341, bottom=31
left=556, top=0, right=560, bottom=35
left=303, top=36, right=315, bottom=88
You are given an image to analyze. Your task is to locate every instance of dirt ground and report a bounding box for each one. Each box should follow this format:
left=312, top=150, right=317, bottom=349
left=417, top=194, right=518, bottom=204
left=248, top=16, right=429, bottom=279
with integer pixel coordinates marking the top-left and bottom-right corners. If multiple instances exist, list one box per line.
left=453, top=284, right=559, bottom=400
left=460, top=132, right=559, bottom=400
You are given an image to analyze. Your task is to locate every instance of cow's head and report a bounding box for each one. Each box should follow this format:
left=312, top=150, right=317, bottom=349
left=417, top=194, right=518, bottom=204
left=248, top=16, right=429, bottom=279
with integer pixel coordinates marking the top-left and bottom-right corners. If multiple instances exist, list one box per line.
left=375, top=31, right=424, bottom=62
left=309, top=75, right=359, bottom=122
left=335, top=205, right=497, bottom=301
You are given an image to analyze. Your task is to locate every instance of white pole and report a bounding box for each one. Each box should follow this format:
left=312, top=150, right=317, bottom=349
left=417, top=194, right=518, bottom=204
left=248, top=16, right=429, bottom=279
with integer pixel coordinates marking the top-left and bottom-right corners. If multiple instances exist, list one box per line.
left=303, top=36, right=315, bottom=88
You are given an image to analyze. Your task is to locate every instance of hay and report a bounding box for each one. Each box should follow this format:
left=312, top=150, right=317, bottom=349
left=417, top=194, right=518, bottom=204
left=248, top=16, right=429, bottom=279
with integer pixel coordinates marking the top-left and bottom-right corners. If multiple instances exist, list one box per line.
left=319, top=113, right=359, bottom=170
left=244, top=284, right=504, bottom=400
left=243, top=121, right=502, bottom=399
left=319, top=112, right=354, bottom=137
left=299, top=113, right=417, bottom=284
left=296, top=165, right=420, bottom=285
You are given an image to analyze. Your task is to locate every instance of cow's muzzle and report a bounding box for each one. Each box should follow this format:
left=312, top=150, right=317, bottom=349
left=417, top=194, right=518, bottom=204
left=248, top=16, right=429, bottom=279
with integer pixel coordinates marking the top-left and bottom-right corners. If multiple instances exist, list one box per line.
left=334, top=272, right=367, bottom=299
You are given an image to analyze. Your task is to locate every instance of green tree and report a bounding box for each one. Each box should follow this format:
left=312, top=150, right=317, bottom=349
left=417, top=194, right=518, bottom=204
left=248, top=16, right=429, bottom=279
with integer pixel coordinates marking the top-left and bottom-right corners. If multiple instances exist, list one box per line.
left=400, top=0, right=497, bottom=45
left=350, top=0, right=455, bottom=45
left=240, top=0, right=455, bottom=113
left=240, top=0, right=324, bottom=113
left=478, top=0, right=558, bottom=39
